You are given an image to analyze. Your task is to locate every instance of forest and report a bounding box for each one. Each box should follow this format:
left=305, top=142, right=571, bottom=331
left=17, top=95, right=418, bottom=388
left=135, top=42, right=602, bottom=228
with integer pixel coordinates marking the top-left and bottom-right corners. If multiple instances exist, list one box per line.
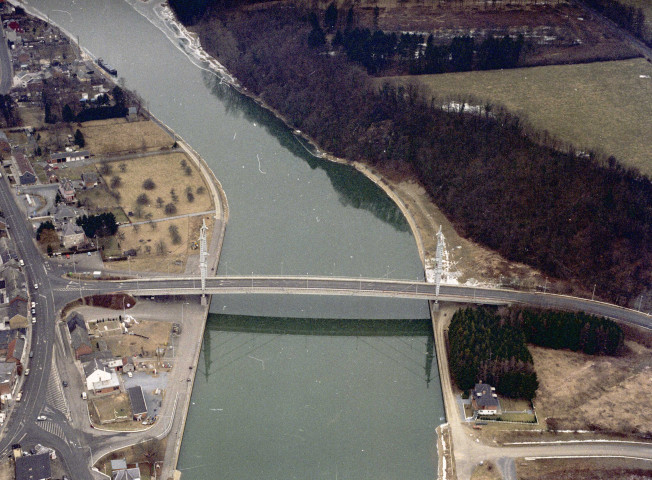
left=448, top=307, right=538, bottom=399
left=505, top=307, right=624, bottom=355
left=184, top=5, right=651, bottom=306
left=580, top=0, right=650, bottom=45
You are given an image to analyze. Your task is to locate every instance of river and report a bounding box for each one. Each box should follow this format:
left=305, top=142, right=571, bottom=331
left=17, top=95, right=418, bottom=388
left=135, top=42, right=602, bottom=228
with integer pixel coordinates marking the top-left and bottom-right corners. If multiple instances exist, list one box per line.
left=25, top=1, right=444, bottom=477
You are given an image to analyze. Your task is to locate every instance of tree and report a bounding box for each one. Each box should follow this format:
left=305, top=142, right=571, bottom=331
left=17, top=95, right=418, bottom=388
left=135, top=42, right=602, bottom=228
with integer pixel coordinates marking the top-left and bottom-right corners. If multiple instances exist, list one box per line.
left=74, top=129, right=85, bottom=148
left=136, top=193, right=150, bottom=206
left=119, top=162, right=127, bottom=173
left=196, top=186, right=205, bottom=195
left=62, top=104, right=75, bottom=123
left=143, top=178, right=156, bottom=190
left=170, top=189, right=179, bottom=203
left=164, top=203, right=177, bottom=215
left=99, top=162, right=113, bottom=176
left=185, top=186, right=194, bottom=203
left=36, top=220, right=56, bottom=241
left=307, top=26, right=326, bottom=49
left=324, top=3, right=338, bottom=31
left=156, top=239, right=167, bottom=255
left=169, top=224, right=182, bottom=245
left=110, top=176, right=122, bottom=189
left=156, top=197, right=165, bottom=209
left=76, top=213, right=118, bottom=238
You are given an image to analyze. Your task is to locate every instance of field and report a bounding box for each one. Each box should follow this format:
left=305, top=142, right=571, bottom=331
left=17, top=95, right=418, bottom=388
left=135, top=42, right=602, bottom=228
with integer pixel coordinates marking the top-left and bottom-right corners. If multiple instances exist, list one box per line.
left=101, top=320, right=172, bottom=358
left=105, top=152, right=213, bottom=221
left=383, top=58, right=652, bottom=175
left=530, top=327, right=652, bottom=436
left=471, top=462, right=502, bottom=480
left=106, top=215, right=214, bottom=274
left=516, top=457, right=652, bottom=480
left=79, top=119, right=174, bottom=155
left=91, top=392, right=132, bottom=424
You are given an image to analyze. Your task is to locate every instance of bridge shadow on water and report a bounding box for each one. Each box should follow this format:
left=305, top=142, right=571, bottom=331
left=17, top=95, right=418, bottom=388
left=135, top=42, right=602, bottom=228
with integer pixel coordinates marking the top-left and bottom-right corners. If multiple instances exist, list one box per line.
left=200, top=314, right=437, bottom=388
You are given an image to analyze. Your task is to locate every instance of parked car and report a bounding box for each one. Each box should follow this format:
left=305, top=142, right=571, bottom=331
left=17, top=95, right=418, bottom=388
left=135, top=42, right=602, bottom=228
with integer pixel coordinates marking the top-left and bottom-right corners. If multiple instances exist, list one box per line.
left=62, top=381, right=68, bottom=387
left=29, top=351, right=33, bottom=358
left=33, top=283, right=38, bottom=290
left=24, top=369, right=29, bottom=376
left=31, top=302, right=35, bottom=308
left=36, top=415, right=46, bottom=421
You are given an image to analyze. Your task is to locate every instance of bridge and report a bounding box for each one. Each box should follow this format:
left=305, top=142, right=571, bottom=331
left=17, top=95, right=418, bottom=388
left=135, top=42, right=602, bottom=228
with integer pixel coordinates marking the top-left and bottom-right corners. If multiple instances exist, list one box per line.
left=91, top=275, right=652, bottom=329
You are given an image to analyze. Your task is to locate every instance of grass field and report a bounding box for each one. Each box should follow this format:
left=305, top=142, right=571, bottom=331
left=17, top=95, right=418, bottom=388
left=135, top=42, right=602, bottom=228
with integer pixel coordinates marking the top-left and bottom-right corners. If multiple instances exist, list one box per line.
left=383, top=58, right=652, bottom=175
left=102, top=320, right=172, bottom=358
left=91, top=392, right=131, bottom=424
left=80, top=119, right=174, bottom=155
left=106, top=215, right=214, bottom=274
left=516, top=456, right=652, bottom=480
left=106, top=152, right=213, bottom=221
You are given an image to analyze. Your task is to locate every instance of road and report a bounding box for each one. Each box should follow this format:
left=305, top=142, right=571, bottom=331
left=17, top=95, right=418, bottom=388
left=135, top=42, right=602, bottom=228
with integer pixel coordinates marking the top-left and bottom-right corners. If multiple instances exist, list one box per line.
left=0, top=22, right=12, bottom=95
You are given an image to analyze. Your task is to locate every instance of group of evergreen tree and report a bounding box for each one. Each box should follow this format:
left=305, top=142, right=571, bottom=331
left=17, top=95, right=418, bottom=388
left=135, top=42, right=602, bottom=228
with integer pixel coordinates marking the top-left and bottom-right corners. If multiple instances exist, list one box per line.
left=448, top=307, right=539, bottom=399
left=581, top=0, right=649, bottom=45
left=35, top=220, right=55, bottom=241
left=76, top=213, right=118, bottom=239
left=449, top=306, right=624, bottom=399
left=333, top=29, right=524, bottom=74
left=506, top=307, right=624, bottom=355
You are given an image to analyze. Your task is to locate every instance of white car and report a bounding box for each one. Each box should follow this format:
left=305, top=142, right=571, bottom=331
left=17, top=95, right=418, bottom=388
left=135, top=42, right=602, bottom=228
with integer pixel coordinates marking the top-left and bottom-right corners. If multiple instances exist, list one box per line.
left=31, top=302, right=35, bottom=308
left=24, top=369, right=30, bottom=376
left=33, top=283, right=38, bottom=290
left=37, top=415, right=46, bottom=421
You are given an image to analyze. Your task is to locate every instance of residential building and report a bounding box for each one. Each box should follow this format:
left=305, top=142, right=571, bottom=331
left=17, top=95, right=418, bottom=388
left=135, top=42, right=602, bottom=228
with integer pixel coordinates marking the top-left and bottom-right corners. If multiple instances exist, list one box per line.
left=127, top=386, right=147, bottom=421
left=15, top=452, right=51, bottom=480
left=83, top=358, right=120, bottom=394
left=61, top=220, right=85, bottom=249
left=13, top=151, right=36, bottom=185
left=81, top=171, right=98, bottom=188
left=471, top=382, right=501, bottom=415
left=0, top=361, right=16, bottom=395
left=68, top=314, right=92, bottom=360
left=58, top=178, right=75, bottom=203
left=5, top=336, right=24, bottom=364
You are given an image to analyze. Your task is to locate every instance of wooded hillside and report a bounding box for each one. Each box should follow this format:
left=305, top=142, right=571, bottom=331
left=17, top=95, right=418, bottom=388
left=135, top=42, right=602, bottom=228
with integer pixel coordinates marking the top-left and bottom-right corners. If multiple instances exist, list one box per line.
left=186, top=5, right=651, bottom=306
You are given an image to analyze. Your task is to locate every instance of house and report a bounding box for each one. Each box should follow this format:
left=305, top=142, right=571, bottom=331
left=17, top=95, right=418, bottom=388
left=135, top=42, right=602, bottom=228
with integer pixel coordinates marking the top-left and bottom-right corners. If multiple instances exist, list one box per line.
left=5, top=336, right=24, bottom=364
left=111, top=458, right=141, bottom=480
left=68, top=314, right=92, bottom=360
left=84, top=358, right=120, bottom=394
left=15, top=453, right=51, bottom=480
left=48, top=150, right=90, bottom=164
left=122, top=356, right=135, bottom=373
left=471, top=383, right=501, bottom=415
left=58, top=178, right=75, bottom=203
left=61, top=220, right=85, bottom=249
left=127, top=386, right=147, bottom=421
left=44, top=165, right=58, bottom=183
left=8, top=299, right=28, bottom=329
left=53, top=204, right=80, bottom=226
left=13, top=151, right=36, bottom=185
left=0, top=361, right=16, bottom=395
left=0, top=131, right=10, bottom=153
left=81, top=171, right=98, bottom=188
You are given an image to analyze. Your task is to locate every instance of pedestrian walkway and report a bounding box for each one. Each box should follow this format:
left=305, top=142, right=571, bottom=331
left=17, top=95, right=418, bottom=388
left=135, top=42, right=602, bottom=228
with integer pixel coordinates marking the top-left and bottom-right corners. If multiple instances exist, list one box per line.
left=38, top=420, right=66, bottom=441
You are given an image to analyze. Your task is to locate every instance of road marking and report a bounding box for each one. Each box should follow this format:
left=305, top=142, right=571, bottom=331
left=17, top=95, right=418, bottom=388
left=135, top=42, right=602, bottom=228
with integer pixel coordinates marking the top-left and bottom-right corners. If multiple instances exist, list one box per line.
left=38, top=420, right=66, bottom=441
left=45, top=361, right=70, bottom=419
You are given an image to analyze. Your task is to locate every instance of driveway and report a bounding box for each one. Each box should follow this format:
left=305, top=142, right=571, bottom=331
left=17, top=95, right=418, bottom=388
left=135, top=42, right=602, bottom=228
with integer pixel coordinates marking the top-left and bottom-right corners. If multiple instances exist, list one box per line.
left=123, top=371, right=168, bottom=419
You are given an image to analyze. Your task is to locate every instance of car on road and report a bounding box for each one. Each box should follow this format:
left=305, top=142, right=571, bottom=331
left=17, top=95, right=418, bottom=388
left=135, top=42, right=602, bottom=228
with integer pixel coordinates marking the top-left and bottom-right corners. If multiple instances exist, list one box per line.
left=81, top=392, right=87, bottom=400
left=36, top=415, right=46, bottom=421
left=32, top=317, right=35, bottom=324
left=33, top=283, right=38, bottom=290
left=31, top=302, right=35, bottom=308
left=29, top=351, right=33, bottom=358
left=31, top=308, right=35, bottom=315
left=62, top=381, right=68, bottom=387
left=24, top=369, right=29, bottom=376
left=19, top=259, right=24, bottom=266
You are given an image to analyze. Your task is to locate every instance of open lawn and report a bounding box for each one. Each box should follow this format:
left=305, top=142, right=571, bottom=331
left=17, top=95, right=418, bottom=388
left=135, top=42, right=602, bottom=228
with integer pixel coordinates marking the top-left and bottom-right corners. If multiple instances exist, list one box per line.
left=471, top=462, right=502, bottom=480
left=91, top=392, right=131, bottom=424
left=383, top=58, right=652, bottom=175
left=531, top=327, right=652, bottom=436
left=53, top=162, right=98, bottom=181
left=102, top=320, right=172, bottom=358
left=104, top=152, right=213, bottom=221
left=107, top=215, right=214, bottom=273
left=516, top=456, right=652, bottom=480
left=79, top=119, right=174, bottom=155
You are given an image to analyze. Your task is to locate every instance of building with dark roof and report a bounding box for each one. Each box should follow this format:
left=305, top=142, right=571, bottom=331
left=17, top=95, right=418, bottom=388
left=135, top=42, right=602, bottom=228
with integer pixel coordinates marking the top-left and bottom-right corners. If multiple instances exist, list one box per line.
left=127, top=385, right=147, bottom=421
left=15, top=452, right=51, bottom=480
left=68, top=314, right=92, bottom=360
left=471, top=383, right=501, bottom=415
left=0, top=361, right=16, bottom=395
